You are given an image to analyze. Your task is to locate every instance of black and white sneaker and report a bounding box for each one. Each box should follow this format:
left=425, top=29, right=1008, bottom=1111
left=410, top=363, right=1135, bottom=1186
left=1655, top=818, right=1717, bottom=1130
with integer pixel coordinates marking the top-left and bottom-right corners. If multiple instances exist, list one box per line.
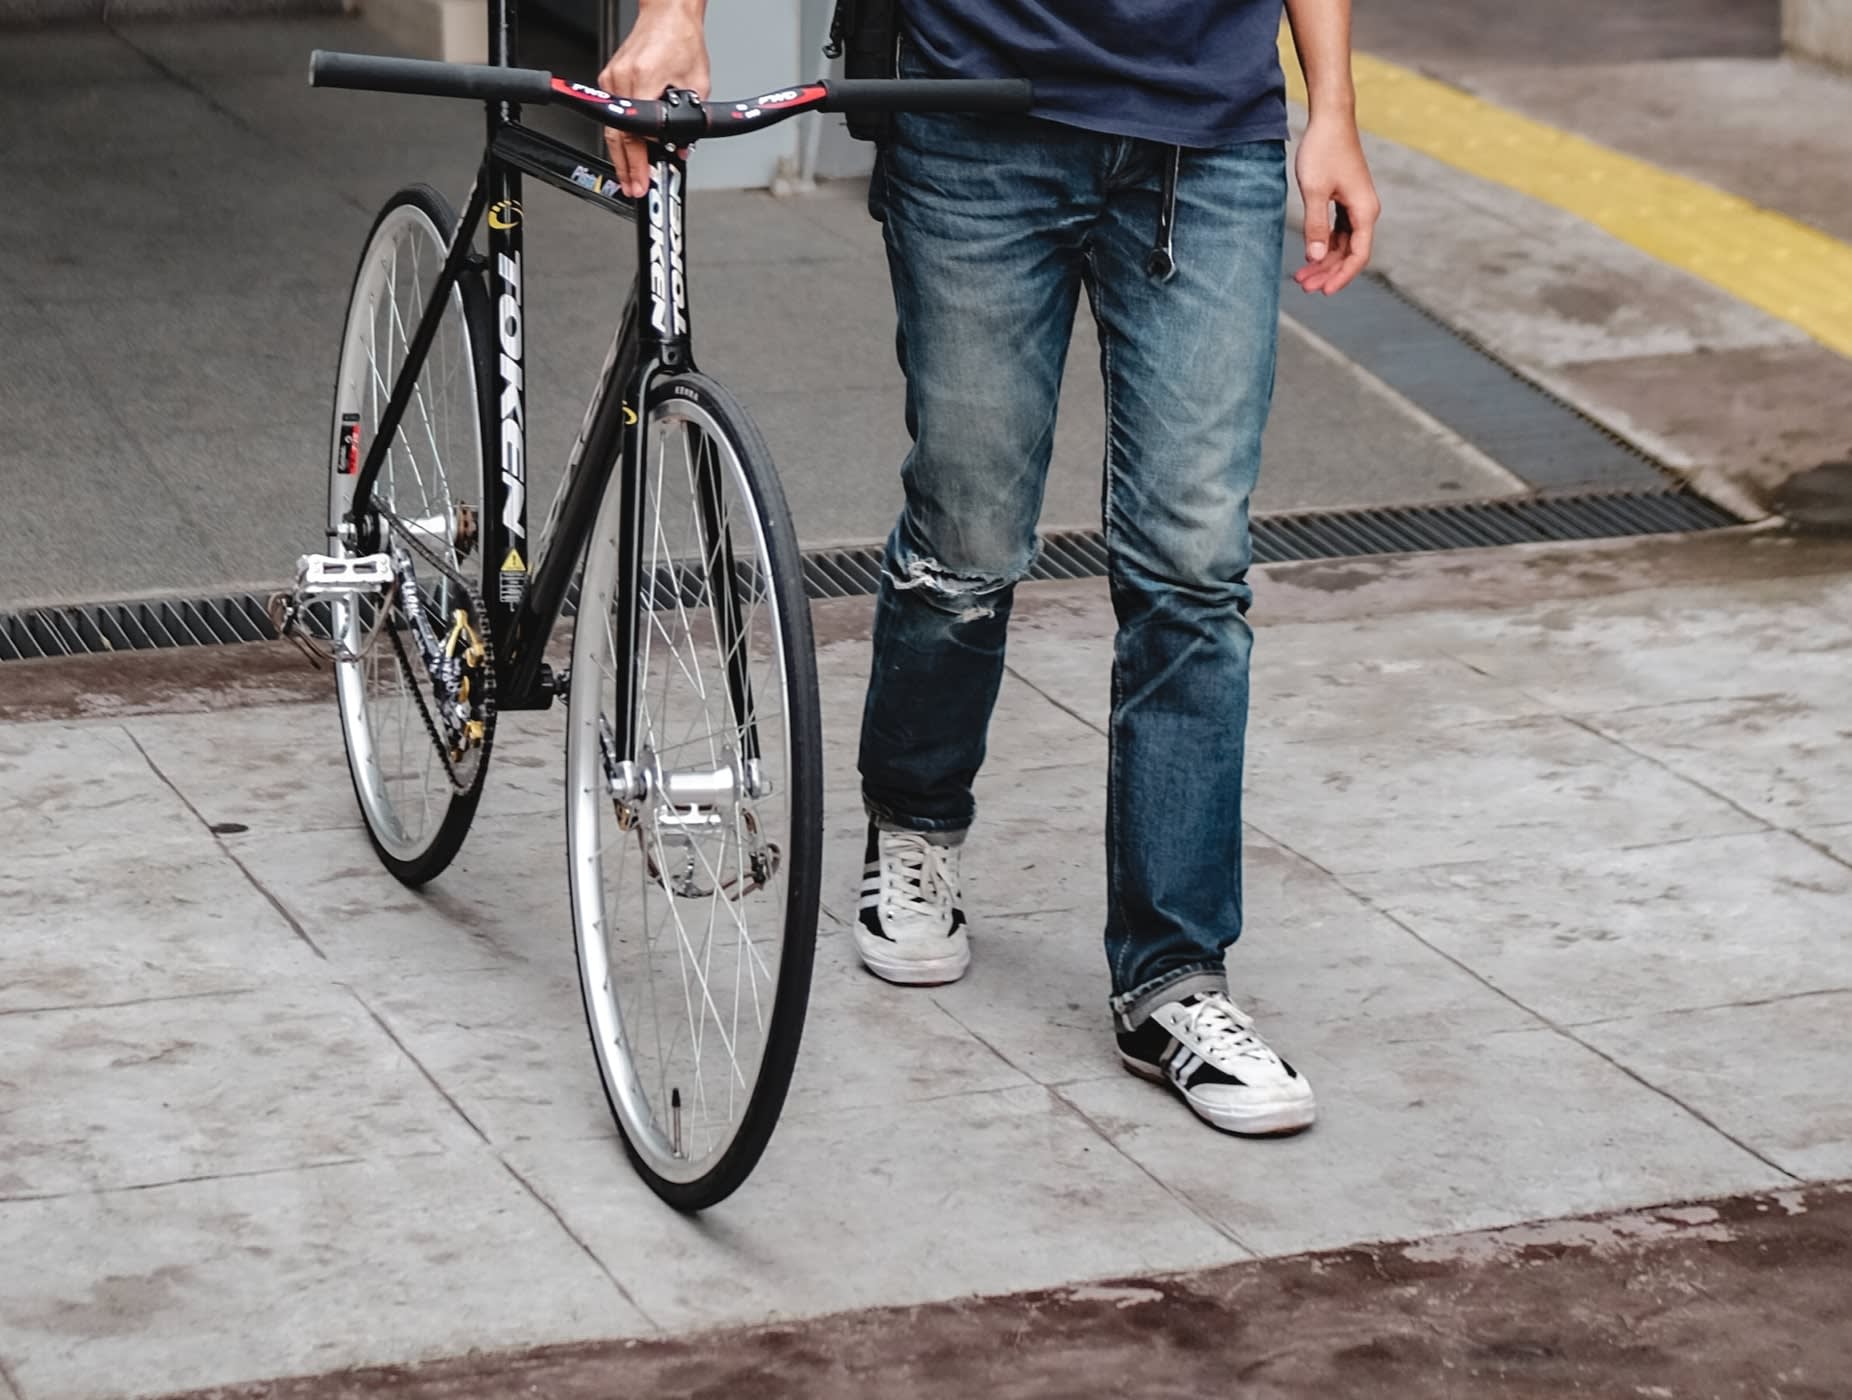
left=1117, top=991, right=1316, bottom=1136
left=855, top=822, right=970, bottom=986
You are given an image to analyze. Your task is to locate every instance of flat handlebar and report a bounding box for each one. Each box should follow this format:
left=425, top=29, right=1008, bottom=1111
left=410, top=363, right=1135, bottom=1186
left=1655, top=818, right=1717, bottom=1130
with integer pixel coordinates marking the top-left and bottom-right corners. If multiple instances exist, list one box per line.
left=307, top=50, right=1032, bottom=138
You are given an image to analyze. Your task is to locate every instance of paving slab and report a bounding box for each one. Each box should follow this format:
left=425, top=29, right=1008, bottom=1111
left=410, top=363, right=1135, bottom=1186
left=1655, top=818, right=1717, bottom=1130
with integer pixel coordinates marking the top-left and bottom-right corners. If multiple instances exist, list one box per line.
left=1546, top=341, right=1852, bottom=502
left=1432, top=571, right=1852, bottom=714
left=502, top=1083, right=1247, bottom=1333
left=1347, top=830, right=1852, bottom=1027
left=125, top=699, right=566, bottom=839
left=223, top=819, right=573, bottom=976
left=0, top=986, right=475, bottom=1197
left=1244, top=714, right=1760, bottom=877
left=919, top=843, right=1539, bottom=1095
left=0, top=724, right=208, bottom=862
left=0, top=1154, right=644, bottom=1400
left=1058, top=1024, right=1786, bottom=1259
left=1579, top=993, right=1852, bottom=1181
left=1808, top=821, right=1852, bottom=866
left=1584, top=691, right=1852, bottom=831
left=0, top=842, right=321, bottom=1017
left=357, top=930, right=1034, bottom=1148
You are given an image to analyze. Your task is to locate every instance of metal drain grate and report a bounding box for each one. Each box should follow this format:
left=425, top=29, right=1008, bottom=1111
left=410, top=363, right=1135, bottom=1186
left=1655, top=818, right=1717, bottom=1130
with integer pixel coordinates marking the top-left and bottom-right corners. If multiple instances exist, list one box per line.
left=0, top=488, right=1742, bottom=662
left=800, top=489, right=1742, bottom=598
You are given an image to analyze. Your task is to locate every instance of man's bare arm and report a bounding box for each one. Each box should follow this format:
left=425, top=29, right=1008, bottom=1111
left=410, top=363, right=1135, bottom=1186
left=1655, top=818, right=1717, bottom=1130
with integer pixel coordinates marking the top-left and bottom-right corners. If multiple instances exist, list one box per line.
left=1283, top=0, right=1380, bottom=295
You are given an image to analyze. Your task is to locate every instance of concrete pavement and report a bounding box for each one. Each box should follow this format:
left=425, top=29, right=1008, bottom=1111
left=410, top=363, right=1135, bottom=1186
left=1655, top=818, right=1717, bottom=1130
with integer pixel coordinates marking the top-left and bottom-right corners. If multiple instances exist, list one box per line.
left=1, top=526, right=1848, bottom=1397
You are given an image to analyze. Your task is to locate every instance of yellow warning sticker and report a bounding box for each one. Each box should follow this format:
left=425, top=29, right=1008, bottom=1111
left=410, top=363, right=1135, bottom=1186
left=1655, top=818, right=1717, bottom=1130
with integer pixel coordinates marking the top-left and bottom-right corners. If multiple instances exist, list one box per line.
left=502, top=547, right=526, bottom=574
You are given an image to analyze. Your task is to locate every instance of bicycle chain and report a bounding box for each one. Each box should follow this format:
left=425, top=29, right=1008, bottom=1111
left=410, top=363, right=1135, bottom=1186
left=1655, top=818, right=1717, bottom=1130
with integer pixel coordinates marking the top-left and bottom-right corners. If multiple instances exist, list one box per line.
left=371, top=504, right=496, bottom=796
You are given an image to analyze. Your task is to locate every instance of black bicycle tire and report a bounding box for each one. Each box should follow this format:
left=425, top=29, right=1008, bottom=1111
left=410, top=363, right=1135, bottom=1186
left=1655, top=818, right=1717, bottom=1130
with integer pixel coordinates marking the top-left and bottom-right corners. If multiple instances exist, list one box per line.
left=329, top=184, right=497, bottom=888
left=569, top=370, right=823, bottom=1212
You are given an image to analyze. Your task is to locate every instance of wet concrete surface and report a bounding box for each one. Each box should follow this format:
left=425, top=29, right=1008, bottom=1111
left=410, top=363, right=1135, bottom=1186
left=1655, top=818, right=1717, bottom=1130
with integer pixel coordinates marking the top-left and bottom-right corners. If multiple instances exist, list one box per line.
left=1775, top=461, right=1852, bottom=535
left=1328, top=0, right=1851, bottom=522
left=1353, top=0, right=1781, bottom=66
left=156, top=1181, right=1852, bottom=1400
left=1543, top=342, right=1852, bottom=515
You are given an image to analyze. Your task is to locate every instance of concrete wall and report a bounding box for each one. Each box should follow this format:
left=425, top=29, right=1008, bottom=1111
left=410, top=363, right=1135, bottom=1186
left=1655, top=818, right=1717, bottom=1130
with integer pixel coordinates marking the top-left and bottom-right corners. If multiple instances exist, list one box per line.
left=1786, top=0, right=1852, bottom=68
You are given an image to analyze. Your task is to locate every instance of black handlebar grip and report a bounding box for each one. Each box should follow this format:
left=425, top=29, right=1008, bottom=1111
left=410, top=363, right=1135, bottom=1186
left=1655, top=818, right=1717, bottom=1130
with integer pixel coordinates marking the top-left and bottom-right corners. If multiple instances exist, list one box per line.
left=309, top=50, right=556, bottom=105
left=821, top=78, right=1033, bottom=114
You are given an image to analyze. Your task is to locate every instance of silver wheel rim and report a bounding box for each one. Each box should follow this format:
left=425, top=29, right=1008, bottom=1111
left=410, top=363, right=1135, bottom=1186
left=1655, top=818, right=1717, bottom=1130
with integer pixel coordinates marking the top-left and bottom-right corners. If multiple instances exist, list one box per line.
left=328, top=202, right=482, bottom=864
left=567, top=396, right=797, bottom=1184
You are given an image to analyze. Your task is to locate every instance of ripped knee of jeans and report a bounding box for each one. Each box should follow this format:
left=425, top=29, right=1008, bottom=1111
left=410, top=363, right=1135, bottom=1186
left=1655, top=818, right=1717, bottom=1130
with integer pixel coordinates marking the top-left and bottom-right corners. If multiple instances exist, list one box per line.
left=887, top=548, right=1028, bottom=624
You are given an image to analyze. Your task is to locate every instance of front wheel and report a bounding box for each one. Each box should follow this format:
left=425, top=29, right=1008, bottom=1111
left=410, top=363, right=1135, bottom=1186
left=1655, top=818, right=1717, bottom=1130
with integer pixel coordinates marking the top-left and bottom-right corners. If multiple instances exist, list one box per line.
left=566, top=372, right=822, bottom=1211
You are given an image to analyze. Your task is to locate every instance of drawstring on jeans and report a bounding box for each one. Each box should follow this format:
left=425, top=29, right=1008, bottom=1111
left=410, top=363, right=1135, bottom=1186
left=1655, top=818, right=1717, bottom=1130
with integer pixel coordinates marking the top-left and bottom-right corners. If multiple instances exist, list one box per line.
left=1146, top=145, right=1181, bottom=282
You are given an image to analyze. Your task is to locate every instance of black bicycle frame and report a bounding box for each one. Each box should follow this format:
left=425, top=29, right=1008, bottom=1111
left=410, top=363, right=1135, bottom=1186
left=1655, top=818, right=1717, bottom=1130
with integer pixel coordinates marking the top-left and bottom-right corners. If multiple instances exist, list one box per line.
left=344, top=30, right=695, bottom=723
left=325, top=17, right=1029, bottom=748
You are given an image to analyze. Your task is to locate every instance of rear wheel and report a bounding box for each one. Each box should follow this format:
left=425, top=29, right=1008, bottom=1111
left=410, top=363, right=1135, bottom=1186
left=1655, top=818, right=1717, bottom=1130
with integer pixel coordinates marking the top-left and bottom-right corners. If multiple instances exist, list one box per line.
left=566, top=372, right=822, bottom=1210
left=327, top=185, right=495, bottom=886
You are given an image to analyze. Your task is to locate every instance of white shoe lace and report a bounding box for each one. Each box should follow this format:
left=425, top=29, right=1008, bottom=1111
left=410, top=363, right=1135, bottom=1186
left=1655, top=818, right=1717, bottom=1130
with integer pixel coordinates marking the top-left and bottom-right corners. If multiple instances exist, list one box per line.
left=881, top=830, right=957, bottom=928
left=1178, top=993, right=1280, bottom=1069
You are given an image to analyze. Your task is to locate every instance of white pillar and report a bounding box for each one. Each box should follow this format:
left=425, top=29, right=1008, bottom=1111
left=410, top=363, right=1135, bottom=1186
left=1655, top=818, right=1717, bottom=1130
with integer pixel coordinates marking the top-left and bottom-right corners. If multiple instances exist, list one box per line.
left=1786, top=0, right=1852, bottom=70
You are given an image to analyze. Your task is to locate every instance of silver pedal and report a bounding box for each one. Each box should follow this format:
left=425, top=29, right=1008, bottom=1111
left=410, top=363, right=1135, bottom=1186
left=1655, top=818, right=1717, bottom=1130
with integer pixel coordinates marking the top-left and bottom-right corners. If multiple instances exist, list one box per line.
left=296, top=553, right=393, bottom=597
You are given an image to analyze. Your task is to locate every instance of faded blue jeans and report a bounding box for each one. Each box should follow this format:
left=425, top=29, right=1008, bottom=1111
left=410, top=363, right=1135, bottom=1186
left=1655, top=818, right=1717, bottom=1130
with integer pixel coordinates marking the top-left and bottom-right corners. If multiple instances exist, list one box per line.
left=858, top=97, right=1287, bottom=1013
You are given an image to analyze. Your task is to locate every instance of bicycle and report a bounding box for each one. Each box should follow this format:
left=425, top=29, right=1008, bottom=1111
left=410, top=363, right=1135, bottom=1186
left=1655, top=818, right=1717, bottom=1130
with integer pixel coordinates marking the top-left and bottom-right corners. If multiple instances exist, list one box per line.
left=283, top=37, right=1029, bottom=1209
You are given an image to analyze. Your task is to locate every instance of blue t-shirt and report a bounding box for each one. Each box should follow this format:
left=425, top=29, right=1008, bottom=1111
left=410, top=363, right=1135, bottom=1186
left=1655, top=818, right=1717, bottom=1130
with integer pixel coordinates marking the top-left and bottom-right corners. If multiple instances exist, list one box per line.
left=899, top=0, right=1287, bottom=149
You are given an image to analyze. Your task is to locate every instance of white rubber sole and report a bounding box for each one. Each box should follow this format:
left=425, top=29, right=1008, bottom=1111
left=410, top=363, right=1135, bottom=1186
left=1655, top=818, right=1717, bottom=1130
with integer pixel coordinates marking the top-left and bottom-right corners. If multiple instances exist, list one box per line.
left=1121, top=1054, right=1317, bottom=1137
left=854, top=929, right=971, bottom=987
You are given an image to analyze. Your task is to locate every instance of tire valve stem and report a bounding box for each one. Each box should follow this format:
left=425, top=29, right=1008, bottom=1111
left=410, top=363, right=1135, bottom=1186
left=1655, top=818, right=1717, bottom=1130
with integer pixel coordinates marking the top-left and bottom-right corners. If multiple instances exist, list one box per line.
left=671, top=1088, right=683, bottom=1158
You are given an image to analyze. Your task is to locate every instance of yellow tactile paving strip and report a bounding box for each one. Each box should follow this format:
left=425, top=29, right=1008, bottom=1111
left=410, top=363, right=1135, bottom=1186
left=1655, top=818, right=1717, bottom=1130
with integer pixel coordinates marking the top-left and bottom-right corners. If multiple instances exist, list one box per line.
left=1279, top=31, right=1852, bottom=359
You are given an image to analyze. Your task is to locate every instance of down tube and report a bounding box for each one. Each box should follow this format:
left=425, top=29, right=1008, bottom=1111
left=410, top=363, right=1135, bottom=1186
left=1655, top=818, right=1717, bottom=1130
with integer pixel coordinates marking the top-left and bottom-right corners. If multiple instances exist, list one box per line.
left=502, top=299, right=644, bottom=706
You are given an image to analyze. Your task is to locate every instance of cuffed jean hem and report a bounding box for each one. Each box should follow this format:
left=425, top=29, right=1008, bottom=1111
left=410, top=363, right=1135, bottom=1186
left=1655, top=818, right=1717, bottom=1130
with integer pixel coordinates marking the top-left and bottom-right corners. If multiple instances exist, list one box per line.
left=1108, top=965, right=1229, bottom=1031
left=862, top=796, right=972, bottom=842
